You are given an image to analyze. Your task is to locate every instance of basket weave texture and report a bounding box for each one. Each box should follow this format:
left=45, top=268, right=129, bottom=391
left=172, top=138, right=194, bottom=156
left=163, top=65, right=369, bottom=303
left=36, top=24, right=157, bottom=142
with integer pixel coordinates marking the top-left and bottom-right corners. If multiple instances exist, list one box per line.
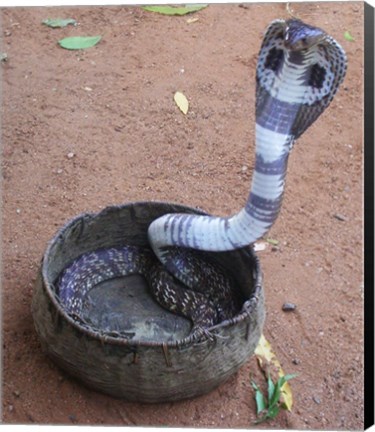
left=32, top=201, right=265, bottom=402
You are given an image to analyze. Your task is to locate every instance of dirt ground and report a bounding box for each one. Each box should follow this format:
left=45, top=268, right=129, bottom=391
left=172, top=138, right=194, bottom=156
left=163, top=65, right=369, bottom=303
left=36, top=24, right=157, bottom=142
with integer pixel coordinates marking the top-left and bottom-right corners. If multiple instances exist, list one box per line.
left=1, top=2, right=364, bottom=429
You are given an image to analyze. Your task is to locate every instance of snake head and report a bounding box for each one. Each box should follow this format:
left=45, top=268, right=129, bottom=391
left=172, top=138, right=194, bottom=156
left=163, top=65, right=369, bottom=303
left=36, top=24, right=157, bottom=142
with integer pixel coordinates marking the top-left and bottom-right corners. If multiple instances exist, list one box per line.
left=284, top=19, right=326, bottom=51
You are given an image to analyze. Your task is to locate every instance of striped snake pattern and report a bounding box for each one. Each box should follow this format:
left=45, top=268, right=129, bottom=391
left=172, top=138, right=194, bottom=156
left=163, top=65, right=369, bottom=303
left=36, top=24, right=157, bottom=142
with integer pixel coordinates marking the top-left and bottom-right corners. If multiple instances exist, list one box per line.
left=58, top=19, right=347, bottom=339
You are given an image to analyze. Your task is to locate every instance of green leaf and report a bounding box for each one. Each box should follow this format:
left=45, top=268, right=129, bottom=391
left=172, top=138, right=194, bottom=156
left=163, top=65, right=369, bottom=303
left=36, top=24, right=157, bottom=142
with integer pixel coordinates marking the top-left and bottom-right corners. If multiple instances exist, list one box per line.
left=58, top=35, right=102, bottom=50
left=251, top=380, right=259, bottom=391
left=277, top=373, right=298, bottom=390
left=267, top=374, right=275, bottom=402
left=251, top=381, right=267, bottom=414
left=142, top=5, right=207, bottom=15
left=268, top=374, right=297, bottom=409
left=266, top=238, right=279, bottom=246
left=255, top=390, right=267, bottom=414
left=267, top=404, right=280, bottom=420
left=268, top=379, right=282, bottom=409
left=283, top=373, right=298, bottom=382
left=344, top=30, right=355, bottom=42
left=42, top=18, right=77, bottom=28
left=251, top=366, right=297, bottom=423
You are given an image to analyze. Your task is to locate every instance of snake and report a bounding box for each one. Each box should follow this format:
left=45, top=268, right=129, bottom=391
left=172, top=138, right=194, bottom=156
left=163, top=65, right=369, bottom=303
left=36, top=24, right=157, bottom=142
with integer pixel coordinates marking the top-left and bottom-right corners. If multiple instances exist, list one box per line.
left=57, top=19, right=347, bottom=339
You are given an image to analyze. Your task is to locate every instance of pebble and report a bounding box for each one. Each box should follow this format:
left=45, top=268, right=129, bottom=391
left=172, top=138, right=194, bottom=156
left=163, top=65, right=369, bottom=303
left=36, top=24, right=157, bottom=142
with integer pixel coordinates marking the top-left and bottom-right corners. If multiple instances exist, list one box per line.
left=254, top=242, right=267, bottom=252
left=333, top=213, right=347, bottom=221
left=16, top=209, right=21, bottom=214
left=67, top=152, right=75, bottom=159
left=282, top=302, right=296, bottom=312
left=13, top=390, right=20, bottom=398
left=313, top=396, right=321, bottom=404
left=56, top=169, right=63, bottom=174
left=8, top=405, right=14, bottom=412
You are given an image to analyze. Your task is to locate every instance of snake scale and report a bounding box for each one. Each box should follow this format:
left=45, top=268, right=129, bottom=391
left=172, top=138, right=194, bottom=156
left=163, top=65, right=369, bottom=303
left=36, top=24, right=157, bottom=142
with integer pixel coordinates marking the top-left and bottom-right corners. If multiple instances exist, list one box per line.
left=58, top=19, right=347, bottom=338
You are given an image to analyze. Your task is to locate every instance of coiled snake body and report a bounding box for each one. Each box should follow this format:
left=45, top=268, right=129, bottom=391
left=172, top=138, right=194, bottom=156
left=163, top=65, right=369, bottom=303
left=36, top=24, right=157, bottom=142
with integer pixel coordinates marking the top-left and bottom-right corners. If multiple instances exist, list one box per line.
left=58, top=19, right=347, bottom=338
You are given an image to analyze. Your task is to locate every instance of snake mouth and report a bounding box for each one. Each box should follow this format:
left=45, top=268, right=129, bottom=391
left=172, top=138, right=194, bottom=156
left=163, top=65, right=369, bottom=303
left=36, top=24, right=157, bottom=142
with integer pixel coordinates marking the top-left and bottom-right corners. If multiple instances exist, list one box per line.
left=284, top=19, right=326, bottom=51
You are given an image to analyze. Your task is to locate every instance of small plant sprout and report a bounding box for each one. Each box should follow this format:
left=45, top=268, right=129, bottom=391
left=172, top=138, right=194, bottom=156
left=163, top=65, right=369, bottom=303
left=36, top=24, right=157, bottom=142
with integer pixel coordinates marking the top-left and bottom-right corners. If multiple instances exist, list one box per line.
left=251, top=373, right=297, bottom=424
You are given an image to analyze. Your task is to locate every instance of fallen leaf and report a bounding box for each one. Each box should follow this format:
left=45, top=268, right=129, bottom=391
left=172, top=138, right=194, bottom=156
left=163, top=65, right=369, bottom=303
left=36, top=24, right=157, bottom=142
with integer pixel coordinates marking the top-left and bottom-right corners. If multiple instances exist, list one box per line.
left=174, top=91, right=189, bottom=114
left=58, top=35, right=102, bottom=50
left=142, top=5, right=207, bottom=16
left=42, top=18, right=77, bottom=28
left=344, top=30, right=355, bottom=42
left=266, top=238, right=279, bottom=246
left=255, top=334, right=273, bottom=364
left=278, top=374, right=298, bottom=411
left=186, top=17, right=199, bottom=23
left=255, top=334, right=295, bottom=411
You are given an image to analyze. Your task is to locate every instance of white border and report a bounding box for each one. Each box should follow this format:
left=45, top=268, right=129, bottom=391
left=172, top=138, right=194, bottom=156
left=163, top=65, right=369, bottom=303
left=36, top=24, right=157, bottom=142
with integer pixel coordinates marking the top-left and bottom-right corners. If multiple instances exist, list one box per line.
left=2, top=0, right=374, bottom=8
left=1, top=1, right=372, bottom=431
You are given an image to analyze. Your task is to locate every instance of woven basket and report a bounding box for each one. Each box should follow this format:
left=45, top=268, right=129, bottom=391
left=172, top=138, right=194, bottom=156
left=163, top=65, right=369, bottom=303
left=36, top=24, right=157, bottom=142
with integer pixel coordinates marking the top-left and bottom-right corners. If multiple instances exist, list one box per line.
left=32, top=201, right=265, bottom=402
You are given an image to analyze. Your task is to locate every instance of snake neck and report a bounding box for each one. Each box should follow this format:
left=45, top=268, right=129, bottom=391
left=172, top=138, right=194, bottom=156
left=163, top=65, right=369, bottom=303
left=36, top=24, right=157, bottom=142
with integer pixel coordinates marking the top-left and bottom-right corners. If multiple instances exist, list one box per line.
left=148, top=141, right=290, bottom=255
left=149, top=50, right=312, bottom=255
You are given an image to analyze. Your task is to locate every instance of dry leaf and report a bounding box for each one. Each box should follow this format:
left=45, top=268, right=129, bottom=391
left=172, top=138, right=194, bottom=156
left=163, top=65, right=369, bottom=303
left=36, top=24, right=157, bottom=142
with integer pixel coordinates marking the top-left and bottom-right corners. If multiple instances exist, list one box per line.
left=255, top=334, right=294, bottom=411
left=174, top=91, right=189, bottom=115
left=187, top=17, right=199, bottom=23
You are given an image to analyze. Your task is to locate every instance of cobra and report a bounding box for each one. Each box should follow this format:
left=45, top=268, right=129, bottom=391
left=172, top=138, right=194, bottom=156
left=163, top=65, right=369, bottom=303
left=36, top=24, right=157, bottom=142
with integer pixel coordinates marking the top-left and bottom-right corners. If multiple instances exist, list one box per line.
left=58, top=19, right=347, bottom=338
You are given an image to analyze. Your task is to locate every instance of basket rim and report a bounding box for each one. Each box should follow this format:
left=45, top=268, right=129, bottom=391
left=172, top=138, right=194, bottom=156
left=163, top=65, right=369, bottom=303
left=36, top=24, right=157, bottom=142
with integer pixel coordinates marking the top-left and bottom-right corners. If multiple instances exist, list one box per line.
left=41, top=200, right=264, bottom=349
